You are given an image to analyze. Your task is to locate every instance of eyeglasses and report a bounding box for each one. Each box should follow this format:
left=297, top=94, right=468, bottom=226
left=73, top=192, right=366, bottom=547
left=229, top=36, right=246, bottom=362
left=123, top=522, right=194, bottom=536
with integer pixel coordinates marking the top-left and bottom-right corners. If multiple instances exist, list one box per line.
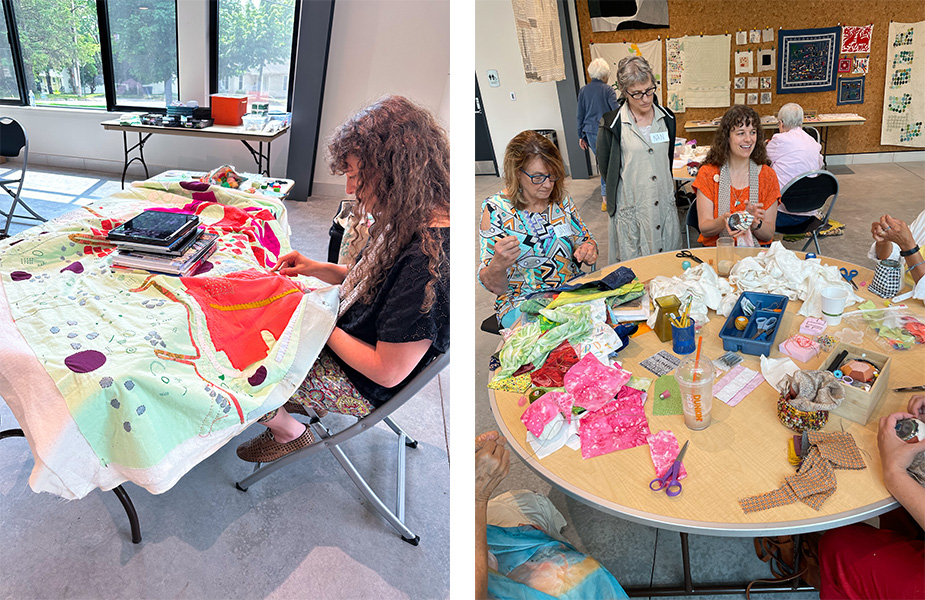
left=627, top=86, right=657, bottom=99
left=520, top=168, right=559, bottom=185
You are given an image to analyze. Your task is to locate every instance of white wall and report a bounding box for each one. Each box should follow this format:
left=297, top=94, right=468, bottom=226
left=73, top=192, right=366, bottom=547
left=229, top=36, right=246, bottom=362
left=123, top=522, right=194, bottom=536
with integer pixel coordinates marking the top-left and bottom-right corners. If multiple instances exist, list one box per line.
left=312, top=0, right=451, bottom=193
left=475, top=0, right=568, bottom=176
left=3, top=0, right=450, bottom=196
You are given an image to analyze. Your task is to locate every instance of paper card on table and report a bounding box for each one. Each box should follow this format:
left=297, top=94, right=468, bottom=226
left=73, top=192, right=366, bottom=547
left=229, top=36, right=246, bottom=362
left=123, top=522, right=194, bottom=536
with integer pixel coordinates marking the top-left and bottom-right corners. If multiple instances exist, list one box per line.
left=714, top=365, right=765, bottom=406
left=640, top=350, right=681, bottom=377
left=647, top=430, right=688, bottom=480
left=652, top=374, right=683, bottom=415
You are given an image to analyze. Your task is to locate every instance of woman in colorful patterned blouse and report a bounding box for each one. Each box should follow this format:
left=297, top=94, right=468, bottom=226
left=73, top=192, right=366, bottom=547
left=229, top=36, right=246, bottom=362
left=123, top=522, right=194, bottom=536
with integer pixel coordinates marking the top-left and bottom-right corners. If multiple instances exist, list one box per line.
left=479, top=130, right=598, bottom=329
left=692, top=105, right=780, bottom=247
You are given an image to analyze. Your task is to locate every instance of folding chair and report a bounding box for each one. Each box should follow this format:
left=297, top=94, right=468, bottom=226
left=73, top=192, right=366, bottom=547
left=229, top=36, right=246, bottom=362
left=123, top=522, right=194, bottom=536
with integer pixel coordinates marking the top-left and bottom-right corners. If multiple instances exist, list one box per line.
left=684, top=196, right=700, bottom=249
left=235, top=349, right=450, bottom=545
left=802, top=126, right=821, bottom=144
left=775, top=170, right=839, bottom=255
left=0, top=117, right=45, bottom=238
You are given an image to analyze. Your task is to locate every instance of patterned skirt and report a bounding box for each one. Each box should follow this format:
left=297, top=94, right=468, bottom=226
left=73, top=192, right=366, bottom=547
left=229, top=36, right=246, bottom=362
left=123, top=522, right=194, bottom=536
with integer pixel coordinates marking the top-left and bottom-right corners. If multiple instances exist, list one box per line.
left=258, top=348, right=373, bottom=422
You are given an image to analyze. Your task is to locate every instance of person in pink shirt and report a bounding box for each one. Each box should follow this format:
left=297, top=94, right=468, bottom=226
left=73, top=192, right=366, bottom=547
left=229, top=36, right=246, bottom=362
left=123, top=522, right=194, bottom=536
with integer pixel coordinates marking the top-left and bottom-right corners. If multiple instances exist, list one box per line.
left=766, top=103, right=825, bottom=228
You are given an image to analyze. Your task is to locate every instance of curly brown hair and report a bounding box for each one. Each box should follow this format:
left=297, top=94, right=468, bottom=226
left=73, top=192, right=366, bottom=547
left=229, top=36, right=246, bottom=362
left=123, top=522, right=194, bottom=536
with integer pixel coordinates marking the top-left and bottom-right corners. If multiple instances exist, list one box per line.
left=328, top=95, right=449, bottom=312
left=703, top=105, right=771, bottom=167
left=501, top=130, right=566, bottom=209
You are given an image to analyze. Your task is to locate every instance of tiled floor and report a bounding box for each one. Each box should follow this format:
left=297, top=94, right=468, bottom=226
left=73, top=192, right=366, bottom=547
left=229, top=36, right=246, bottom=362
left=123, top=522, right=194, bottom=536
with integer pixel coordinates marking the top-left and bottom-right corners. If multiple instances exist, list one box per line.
left=0, top=165, right=450, bottom=599
left=475, top=161, right=925, bottom=599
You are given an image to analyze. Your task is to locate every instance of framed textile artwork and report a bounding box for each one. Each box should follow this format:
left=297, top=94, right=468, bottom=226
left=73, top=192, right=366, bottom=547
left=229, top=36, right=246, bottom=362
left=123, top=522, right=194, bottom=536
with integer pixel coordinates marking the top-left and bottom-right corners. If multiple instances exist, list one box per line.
left=734, top=93, right=745, bottom=104
left=853, top=57, right=869, bottom=74
left=777, top=27, right=841, bottom=94
left=837, top=76, right=865, bottom=105
left=841, top=24, right=873, bottom=53
left=838, top=56, right=851, bottom=73
left=747, top=92, right=758, bottom=105
left=761, top=92, right=772, bottom=104
left=880, top=21, right=925, bottom=147
left=757, top=48, right=776, bottom=72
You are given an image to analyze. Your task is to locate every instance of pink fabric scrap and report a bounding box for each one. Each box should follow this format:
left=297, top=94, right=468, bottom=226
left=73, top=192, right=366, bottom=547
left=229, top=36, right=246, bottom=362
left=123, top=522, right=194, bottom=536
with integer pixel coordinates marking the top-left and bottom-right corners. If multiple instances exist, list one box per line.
left=579, top=396, right=650, bottom=460
left=521, top=394, right=565, bottom=438
left=647, top=430, right=688, bottom=480
left=564, top=353, right=632, bottom=412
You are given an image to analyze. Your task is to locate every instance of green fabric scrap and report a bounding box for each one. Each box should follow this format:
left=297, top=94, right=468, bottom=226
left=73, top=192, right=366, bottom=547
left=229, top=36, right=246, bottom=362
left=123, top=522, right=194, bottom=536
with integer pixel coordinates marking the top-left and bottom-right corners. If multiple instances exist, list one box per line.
left=652, top=375, right=683, bottom=416
left=546, top=281, right=644, bottom=309
left=495, top=313, right=592, bottom=380
left=520, top=296, right=553, bottom=316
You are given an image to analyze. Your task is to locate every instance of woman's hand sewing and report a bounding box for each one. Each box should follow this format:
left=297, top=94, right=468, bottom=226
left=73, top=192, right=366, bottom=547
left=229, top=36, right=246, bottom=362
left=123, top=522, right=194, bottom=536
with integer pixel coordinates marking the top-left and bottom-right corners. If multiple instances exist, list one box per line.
left=272, top=250, right=348, bottom=285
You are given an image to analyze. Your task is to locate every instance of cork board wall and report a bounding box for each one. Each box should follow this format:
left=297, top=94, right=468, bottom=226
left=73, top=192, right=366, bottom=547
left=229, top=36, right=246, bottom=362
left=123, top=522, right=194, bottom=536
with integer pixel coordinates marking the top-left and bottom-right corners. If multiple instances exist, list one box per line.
left=577, top=0, right=925, bottom=154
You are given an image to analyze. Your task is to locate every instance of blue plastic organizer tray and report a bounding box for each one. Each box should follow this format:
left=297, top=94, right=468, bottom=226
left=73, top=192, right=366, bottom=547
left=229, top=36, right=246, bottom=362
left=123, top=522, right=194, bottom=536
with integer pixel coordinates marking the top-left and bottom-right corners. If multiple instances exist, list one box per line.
left=719, top=291, right=789, bottom=356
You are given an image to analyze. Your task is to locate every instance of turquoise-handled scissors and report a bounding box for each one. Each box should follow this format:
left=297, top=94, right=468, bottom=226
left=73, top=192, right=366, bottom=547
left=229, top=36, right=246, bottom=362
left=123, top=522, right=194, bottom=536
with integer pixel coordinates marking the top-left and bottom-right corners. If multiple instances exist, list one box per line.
left=751, top=316, right=778, bottom=340
left=649, top=441, right=689, bottom=497
left=839, top=267, right=859, bottom=290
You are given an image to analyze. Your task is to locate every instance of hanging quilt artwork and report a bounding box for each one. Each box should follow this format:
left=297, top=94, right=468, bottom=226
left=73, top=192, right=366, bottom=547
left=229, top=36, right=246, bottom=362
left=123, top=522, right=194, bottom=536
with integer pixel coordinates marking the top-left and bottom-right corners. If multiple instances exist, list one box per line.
left=664, top=34, right=731, bottom=112
left=838, top=56, right=851, bottom=73
left=837, top=76, right=865, bottom=105
left=881, top=21, right=925, bottom=147
left=841, top=24, right=873, bottom=53
left=777, top=27, right=841, bottom=94
left=735, top=50, right=754, bottom=74
left=591, top=39, right=662, bottom=99
left=852, top=57, right=869, bottom=74
left=757, top=48, right=776, bottom=72
left=512, top=0, right=565, bottom=83
left=588, top=0, right=668, bottom=32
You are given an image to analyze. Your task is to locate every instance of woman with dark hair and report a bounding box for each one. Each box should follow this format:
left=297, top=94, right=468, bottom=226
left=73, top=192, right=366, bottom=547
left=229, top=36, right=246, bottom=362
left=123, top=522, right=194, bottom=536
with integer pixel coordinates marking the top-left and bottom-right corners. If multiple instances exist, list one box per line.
left=692, top=104, right=780, bottom=247
left=597, top=55, right=681, bottom=263
left=479, top=130, right=597, bottom=329
left=236, top=95, right=450, bottom=462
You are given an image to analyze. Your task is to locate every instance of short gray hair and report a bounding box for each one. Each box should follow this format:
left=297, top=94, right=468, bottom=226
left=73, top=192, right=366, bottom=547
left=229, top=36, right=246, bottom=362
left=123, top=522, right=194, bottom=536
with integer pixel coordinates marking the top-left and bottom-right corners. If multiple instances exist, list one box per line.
left=587, top=58, right=611, bottom=83
left=616, top=56, right=655, bottom=98
left=777, top=103, right=804, bottom=130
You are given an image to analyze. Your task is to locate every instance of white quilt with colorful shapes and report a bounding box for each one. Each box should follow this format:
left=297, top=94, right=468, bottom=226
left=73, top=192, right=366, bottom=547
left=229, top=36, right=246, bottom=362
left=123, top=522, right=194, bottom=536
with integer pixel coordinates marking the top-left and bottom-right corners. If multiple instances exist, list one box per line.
left=0, top=181, right=338, bottom=499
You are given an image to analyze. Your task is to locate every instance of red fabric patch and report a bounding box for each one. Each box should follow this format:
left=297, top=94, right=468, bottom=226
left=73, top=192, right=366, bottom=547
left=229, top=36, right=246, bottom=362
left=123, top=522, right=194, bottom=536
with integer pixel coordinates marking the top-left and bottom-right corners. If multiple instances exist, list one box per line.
left=530, top=341, right=579, bottom=388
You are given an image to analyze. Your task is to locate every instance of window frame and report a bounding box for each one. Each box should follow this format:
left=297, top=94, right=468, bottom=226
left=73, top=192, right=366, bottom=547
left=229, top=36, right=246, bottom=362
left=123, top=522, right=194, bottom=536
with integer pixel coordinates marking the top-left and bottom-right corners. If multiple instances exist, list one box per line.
left=96, top=0, right=181, bottom=114
left=0, top=0, right=28, bottom=106
left=208, top=0, right=300, bottom=113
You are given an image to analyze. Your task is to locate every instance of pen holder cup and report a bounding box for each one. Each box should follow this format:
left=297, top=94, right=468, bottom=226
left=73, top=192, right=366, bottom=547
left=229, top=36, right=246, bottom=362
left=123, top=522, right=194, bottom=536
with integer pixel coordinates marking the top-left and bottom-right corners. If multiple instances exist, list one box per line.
left=671, top=320, right=696, bottom=355
left=777, top=395, right=829, bottom=433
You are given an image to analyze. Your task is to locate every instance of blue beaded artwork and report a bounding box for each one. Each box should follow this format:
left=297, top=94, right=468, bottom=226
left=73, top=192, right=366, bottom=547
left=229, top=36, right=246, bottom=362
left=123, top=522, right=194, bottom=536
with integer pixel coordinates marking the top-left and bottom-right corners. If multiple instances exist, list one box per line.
left=777, top=27, right=841, bottom=94
left=836, top=76, right=865, bottom=105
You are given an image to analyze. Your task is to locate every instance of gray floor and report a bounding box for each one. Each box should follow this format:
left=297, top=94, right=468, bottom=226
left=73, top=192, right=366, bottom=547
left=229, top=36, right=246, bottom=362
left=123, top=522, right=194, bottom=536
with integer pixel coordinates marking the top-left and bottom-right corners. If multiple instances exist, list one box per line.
left=475, top=161, right=925, bottom=599
left=0, top=165, right=450, bottom=600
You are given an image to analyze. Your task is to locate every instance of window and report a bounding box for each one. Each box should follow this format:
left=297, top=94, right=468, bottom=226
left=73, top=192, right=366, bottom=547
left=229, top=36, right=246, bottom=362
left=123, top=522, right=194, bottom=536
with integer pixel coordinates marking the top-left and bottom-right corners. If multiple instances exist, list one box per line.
left=0, top=1, right=22, bottom=101
left=12, top=0, right=105, bottom=108
left=102, top=0, right=179, bottom=109
left=214, top=0, right=297, bottom=112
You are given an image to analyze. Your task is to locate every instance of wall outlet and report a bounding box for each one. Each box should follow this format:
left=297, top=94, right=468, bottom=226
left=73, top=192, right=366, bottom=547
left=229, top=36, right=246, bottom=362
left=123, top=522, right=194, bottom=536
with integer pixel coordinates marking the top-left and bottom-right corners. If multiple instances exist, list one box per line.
left=510, top=92, right=516, bottom=101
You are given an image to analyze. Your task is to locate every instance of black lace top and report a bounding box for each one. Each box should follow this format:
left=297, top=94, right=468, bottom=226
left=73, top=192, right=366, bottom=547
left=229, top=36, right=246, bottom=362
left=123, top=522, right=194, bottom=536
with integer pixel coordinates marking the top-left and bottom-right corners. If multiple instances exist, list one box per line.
left=333, top=227, right=450, bottom=406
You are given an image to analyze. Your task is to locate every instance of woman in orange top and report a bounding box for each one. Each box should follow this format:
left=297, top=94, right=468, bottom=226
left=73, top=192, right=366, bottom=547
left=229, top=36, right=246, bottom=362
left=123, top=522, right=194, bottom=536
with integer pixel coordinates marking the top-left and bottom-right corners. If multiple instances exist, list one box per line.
left=692, top=105, right=780, bottom=247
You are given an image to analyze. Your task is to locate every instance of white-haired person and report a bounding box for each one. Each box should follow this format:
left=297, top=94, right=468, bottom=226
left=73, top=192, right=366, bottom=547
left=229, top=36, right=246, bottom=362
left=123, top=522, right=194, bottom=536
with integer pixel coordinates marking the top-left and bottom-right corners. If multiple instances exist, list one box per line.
left=870, top=210, right=925, bottom=303
left=597, top=55, right=681, bottom=263
left=766, top=103, right=824, bottom=229
left=576, top=57, right=618, bottom=211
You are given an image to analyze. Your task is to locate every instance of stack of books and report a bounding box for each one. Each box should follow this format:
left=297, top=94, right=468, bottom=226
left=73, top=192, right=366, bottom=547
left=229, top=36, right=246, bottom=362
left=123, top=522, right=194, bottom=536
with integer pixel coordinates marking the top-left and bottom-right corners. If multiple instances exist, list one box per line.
left=107, top=210, right=217, bottom=276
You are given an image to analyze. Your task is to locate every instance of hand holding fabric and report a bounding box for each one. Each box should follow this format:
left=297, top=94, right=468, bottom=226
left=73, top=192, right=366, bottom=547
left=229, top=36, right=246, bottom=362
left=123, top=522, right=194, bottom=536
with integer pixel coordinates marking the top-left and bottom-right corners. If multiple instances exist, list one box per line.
left=272, top=250, right=313, bottom=276
left=490, top=236, right=521, bottom=270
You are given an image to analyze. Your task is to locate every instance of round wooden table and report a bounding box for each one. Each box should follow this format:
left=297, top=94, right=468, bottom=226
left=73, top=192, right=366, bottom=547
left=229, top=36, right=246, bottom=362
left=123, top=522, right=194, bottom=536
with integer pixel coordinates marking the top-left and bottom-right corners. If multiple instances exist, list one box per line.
left=489, top=249, right=924, bottom=537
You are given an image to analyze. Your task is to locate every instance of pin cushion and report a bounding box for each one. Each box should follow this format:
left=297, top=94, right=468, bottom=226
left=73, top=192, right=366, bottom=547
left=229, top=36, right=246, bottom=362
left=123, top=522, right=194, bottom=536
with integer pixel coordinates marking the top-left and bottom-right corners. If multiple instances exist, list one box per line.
left=777, top=394, right=828, bottom=433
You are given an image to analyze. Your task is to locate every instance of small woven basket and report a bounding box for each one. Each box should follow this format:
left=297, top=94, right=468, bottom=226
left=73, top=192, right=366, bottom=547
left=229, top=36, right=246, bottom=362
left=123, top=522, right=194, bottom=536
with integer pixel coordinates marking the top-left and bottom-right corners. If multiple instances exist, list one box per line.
left=777, top=395, right=828, bottom=433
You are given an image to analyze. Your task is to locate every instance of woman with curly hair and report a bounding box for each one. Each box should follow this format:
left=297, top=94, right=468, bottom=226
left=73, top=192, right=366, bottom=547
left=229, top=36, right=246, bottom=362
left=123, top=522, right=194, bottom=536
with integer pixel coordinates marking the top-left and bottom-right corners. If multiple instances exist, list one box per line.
left=236, top=95, right=450, bottom=462
left=692, top=104, right=780, bottom=247
left=479, top=130, right=597, bottom=329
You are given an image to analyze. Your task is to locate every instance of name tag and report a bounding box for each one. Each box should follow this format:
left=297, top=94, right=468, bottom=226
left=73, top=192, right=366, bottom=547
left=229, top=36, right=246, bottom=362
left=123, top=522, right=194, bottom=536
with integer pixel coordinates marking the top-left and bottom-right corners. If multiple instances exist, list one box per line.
left=650, top=131, right=669, bottom=144
left=553, top=223, right=573, bottom=238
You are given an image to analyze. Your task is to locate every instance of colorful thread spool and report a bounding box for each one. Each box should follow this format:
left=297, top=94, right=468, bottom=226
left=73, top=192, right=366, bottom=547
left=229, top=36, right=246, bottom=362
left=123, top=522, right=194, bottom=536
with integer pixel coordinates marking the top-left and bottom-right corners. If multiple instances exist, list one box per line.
left=735, top=316, right=749, bottom=331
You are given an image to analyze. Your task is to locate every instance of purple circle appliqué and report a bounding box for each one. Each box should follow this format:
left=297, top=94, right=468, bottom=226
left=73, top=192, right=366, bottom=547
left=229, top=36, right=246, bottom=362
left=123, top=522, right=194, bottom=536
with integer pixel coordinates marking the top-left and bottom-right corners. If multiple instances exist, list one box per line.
left=64, top=350, right=107, bottom=373
left=248, top=366, right=268, bottom=387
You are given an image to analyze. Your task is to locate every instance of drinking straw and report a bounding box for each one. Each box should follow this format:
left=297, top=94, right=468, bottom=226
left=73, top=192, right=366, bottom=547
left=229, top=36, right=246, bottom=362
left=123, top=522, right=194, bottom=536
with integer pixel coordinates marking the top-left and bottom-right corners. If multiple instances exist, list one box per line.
left=692, top=336, right=703, bottom=383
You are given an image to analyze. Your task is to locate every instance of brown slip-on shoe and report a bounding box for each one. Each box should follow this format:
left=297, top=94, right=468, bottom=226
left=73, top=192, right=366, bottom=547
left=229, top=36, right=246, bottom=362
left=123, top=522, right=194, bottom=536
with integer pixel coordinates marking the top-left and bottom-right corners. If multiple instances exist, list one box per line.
left=283, top=400, right=328, bottom=419
left=236, top=425, right=315, bottom=463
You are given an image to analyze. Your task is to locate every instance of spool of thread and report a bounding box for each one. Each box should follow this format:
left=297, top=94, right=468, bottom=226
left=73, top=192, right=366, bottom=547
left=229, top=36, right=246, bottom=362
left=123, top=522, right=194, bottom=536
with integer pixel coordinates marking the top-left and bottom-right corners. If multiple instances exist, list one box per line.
left=735, top=316, right=748, bottom=330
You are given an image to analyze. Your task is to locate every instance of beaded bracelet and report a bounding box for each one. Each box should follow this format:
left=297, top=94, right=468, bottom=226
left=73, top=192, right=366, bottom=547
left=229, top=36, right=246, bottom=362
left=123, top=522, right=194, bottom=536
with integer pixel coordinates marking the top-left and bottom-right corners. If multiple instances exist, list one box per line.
left=906, top=259, right=925, bottom=273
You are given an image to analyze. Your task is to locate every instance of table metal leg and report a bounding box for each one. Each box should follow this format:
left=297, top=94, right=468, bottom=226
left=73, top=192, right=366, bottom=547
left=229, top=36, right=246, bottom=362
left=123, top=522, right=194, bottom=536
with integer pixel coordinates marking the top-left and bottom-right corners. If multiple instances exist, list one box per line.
left=2, top=426, right=142, bottom=544
left=821, top=128, right=829, bottom=169
left=240, top=140, right=271, bottom=176
left=121, top=132, right=151, bottom=189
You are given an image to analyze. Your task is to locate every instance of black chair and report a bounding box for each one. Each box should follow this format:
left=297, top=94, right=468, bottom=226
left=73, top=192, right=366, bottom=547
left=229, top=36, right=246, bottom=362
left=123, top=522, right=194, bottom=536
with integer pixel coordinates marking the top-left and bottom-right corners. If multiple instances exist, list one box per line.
left=236, top=349, right=450, bottom=545
left=802, top=126, right=821, bottom=144
left=0, top=117, right=44, bottom=238
left=480, top=314, right=501, bottom=335
left=684, top=196, right=700, bottom=248
left=775, top=170, right=839, bottom=254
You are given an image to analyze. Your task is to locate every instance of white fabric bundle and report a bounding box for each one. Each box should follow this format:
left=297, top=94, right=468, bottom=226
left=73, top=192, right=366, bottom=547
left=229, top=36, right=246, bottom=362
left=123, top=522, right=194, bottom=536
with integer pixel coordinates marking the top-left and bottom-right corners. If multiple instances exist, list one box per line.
left=647, top=262, right=735, bottom=327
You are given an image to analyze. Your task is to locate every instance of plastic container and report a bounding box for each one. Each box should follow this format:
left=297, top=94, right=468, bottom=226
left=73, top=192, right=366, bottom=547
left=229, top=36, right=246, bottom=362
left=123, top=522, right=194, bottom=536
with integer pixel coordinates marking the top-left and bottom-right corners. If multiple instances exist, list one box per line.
left=675, top=355, right=714, bottom=430
left=672, top=320, right=696, bottom=354
left=719, top=292, right=789, bottom=356
left=210, top=94, right=248, bottom=126
left=241, top=114, right=269, bottom=132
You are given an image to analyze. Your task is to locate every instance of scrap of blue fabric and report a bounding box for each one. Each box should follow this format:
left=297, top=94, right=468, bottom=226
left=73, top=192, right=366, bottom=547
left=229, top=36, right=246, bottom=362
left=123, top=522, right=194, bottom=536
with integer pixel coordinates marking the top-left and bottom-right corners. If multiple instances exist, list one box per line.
left=777, top=26, right=841, bottom=94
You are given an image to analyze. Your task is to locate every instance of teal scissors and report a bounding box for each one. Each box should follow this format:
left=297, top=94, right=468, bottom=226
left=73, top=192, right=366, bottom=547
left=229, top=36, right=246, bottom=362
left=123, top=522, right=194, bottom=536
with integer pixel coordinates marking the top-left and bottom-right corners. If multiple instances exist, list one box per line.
left=839, top=267, right=859, bottom=290
left=649, top=441, right=689, bottom=497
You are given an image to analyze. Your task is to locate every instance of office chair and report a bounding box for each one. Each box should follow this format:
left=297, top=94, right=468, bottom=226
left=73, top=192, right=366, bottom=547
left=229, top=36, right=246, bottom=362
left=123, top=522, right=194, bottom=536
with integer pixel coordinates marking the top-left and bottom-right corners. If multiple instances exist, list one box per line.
left=236, top=349, right=450, bottom=545
left=775, top=170, right=839, bottom=255
left=0, top=117, right=45, bottom=238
